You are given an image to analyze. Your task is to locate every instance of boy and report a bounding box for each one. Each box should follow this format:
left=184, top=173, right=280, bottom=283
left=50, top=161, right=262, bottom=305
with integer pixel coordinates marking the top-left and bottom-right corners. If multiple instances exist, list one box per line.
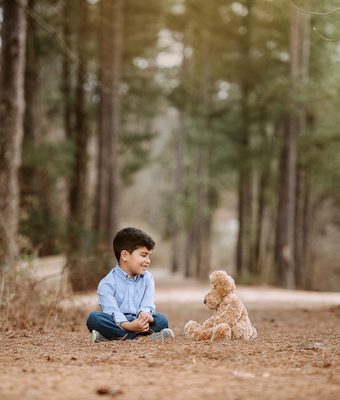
left=86, top=227, right=174, bottom=342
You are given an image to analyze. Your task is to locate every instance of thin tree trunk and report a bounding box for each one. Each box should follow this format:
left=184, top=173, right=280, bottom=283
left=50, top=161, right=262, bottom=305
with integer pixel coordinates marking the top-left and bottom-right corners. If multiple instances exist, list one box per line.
left=0, top=0, right=27, bottom=268
left=20, top=0, right=45, bottom=236
left=294, top=12, right=310, bottom=288
left=69, top=0, right=89, bottom=230
left=170, top=31, right=187, bottom=274
left=184, top=224, right=196, bottom=278
left=170, top=108, right=185, bottom=274
left=254, top=148, right=272, bottom=275
left=275, top=114, right=297, bottom=289
left=236, top=0, right=254, bottom=280
left=61, top=0, right=73, bottom=141
left=95, top=0, right=123, bottom=243
left=195, top=29, right=212, bottom=280
left=236, top=100, right=253, bottom=279
left=275, top=6, right=310, bottom=289
left=24, top=0, right=42, bottom=143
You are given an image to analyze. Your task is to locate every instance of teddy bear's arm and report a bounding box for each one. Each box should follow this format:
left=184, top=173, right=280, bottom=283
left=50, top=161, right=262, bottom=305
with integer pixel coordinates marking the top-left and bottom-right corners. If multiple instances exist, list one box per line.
left=202, top=316, right=214, bottom=329
left=216, top=299, right=243, bottom=326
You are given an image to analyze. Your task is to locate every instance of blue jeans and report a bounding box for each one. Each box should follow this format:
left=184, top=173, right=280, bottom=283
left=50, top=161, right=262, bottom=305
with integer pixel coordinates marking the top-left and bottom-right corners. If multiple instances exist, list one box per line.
left=86, top=312, right=169, bottom=340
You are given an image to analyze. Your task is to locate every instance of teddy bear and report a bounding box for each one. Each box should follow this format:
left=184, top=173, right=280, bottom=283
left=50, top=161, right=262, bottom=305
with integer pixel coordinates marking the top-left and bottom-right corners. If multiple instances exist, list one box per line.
left=184, top=270, right=257, bottom=341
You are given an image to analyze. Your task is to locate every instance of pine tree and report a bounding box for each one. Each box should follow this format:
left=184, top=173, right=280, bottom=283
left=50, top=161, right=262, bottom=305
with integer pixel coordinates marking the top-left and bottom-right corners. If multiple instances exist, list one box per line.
left=0, top=0, right=28, bottom=268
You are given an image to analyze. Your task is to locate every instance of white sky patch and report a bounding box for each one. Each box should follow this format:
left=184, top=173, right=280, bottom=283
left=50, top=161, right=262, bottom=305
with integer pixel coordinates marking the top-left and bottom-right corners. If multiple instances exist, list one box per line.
left=156, top=29, right=183, bottom=68
left=133, top=57, right=150, bottom=69
left=276, top=51, right=289, bottom=62
left=266, top=40, right=277, bottom=50
left=231, top=2, right=249, bottom=17
left=171, top=1, right=185, bottom=15
left=217, top=80, right=231, bottom=100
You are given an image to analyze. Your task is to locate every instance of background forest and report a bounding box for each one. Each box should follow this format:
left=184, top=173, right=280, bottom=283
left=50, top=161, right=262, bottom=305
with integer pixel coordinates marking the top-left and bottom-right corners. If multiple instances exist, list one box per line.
left=1, top=0, right=340, bottom=292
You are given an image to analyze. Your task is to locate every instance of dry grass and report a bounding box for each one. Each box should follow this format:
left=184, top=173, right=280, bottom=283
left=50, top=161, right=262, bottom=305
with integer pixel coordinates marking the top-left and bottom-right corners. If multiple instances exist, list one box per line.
left=0, top=266, right=85, bottom=332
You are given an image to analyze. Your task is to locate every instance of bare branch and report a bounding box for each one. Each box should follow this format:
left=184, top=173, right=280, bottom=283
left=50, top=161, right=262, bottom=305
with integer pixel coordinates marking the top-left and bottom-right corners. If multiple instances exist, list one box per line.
left=312, top=26, right=340, bottom=42
left=290, top=0, right=340, bottom=16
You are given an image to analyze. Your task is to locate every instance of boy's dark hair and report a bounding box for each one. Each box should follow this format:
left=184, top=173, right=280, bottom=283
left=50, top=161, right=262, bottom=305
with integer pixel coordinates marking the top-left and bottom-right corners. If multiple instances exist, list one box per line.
left=113, top=227, right=155, bottom=261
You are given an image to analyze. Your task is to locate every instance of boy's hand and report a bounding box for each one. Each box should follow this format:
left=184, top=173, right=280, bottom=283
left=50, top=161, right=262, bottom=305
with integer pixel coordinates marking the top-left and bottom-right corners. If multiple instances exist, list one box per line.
left=120, top=317, right=150, bottom=333
left=138, top=312, right=154, bottom=323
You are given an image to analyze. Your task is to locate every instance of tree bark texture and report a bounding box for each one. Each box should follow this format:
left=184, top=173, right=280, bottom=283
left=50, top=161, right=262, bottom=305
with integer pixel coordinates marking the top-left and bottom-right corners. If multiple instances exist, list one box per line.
left=69, top=0, right=90, bottom=230
left=194, top=29, right=212, bottom=280
left=275, top=6, right=310, bottom=289
left=170, top=30, right=187, bottom=274
left=253, top=116, right=273, bottom=276
left=0, top=0, right=27, bottom=268
left=23, top=0, right=42, bottom=144
left=293, top=11, right=310, bottom=288
left=61, top=0, right=73, bottom=141
left=20, top=0, right=46, bottom=234
left=236, top=0, right=254, bottom=280
left=95, top=0, right=123, bottom=243
left=170, top=107, right=185, bottom=274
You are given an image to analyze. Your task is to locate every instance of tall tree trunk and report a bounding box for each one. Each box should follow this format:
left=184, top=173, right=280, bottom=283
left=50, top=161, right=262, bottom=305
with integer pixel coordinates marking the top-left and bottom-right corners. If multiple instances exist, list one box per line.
left=61, top=0, right=73, bottom=141
left=0, top=0, right=27, bottom=268
left=254, top=117, right=272, bottom=276
left=236, top=95, right=253, bottom=279
left=294, top=12, right=310, bottom=288
left=69, top=0, right=89, bottom=232
left=170, top=32, right=187, bottom=274
left=24, top=0, right=43, bottom=144
left=170, top=108, right=185, bottom=274
left=20, top=0, right=45, bottom=242
left=184, top=223, right=196, bottom=278
left=275, top=114, right=297, bottom=289
left=275, top=6, right=310, bottom=289
left=95, top=0, right=123, bottom=243
left=236, top=0, right=254, bottom=280
left=194, top=29, right=212, bottom=280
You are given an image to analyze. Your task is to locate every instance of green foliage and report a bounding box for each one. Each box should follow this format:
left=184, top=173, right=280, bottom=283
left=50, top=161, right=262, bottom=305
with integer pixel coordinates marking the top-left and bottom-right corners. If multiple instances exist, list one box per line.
left=20, top=139, right=74, bottom=255
left=120, top=130, right=156, bottom=186
left=20, top=200, right=65, bottom=255
left=22, top=139, right=74, bottom=182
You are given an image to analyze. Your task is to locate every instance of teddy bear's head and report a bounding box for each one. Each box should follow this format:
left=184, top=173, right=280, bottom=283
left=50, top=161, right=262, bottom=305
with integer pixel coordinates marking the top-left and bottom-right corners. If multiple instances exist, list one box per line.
left=204, top=270, right=236, bottom=310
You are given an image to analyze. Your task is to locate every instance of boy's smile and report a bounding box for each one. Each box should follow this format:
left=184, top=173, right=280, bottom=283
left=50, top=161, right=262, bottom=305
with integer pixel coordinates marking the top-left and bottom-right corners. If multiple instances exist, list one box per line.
left=120, top=246, right=152, bottom=276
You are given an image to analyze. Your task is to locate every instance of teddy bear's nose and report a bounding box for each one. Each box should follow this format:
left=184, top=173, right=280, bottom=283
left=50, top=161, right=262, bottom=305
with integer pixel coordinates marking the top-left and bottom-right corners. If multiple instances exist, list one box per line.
left=203, top=298, right=207, bottom=304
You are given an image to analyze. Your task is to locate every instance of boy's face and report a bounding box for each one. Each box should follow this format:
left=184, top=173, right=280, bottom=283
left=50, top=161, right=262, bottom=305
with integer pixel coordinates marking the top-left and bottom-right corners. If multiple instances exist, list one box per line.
left=120, top=246, right=152, bottom=276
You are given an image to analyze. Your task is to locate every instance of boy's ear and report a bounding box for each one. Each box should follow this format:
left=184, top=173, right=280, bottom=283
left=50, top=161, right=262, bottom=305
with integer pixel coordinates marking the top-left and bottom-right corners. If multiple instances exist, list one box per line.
left=121, top=250, right=128, bottom=261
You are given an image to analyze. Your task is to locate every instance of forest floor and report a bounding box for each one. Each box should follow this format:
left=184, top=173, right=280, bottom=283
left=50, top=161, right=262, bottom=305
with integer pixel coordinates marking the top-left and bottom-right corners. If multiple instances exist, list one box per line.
left=1, top=270, right=340, bottom=400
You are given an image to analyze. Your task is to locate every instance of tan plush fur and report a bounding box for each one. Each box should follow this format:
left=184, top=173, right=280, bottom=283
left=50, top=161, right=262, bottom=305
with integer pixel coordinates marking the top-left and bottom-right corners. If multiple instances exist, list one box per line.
left=184, top=270, right=257, bottom=341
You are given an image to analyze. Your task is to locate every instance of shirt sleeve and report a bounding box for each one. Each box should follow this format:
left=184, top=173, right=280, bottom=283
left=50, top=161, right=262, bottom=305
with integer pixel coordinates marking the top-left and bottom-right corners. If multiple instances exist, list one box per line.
left=137, top=274, right=156, bottom=315
left=97, top=280, right=128, bottom=324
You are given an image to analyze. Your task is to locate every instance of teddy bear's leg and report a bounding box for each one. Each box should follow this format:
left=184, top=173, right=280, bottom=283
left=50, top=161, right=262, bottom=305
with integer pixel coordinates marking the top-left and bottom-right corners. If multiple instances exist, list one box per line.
left=231, top=325, right=243, bottom=340
left=211, top=323, right=231, bottom=341
left=249, top=326, right=257, bottom=339
left=184, top=320, right=211, bottom=340
left=231, top=324, right=257, bottom=340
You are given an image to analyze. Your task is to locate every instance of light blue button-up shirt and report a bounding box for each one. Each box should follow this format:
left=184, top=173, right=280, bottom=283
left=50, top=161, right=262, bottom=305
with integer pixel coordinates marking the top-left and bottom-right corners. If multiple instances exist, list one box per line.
left=97, top=265, right=156, bottom=325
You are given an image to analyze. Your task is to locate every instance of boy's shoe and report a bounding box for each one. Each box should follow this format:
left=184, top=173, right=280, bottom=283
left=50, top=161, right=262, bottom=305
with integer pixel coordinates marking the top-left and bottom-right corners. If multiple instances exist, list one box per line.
left=91, top=329, right=109, bottom=343
left=148, top=328, right=175, bottom=341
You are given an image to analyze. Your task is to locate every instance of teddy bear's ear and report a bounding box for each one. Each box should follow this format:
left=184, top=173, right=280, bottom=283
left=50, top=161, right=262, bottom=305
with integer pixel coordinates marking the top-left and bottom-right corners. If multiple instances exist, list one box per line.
left=210, top=270, right=236, bottom=292
left=210, top=270, right=228, bottom=285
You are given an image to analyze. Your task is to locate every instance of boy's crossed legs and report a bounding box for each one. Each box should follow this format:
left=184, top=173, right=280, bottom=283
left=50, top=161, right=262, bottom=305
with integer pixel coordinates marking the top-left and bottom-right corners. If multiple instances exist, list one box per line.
left=86, top=312, right=174, bottom=342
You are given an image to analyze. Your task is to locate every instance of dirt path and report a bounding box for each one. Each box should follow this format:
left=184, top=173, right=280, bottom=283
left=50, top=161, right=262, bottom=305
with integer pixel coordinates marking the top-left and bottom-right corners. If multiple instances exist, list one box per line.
left=1, top=271, right=340, bottom=400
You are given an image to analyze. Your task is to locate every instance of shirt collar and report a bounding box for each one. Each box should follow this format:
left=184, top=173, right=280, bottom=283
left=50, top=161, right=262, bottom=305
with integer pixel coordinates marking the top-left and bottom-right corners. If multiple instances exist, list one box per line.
left=114, top=264, right=140, bottom=281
